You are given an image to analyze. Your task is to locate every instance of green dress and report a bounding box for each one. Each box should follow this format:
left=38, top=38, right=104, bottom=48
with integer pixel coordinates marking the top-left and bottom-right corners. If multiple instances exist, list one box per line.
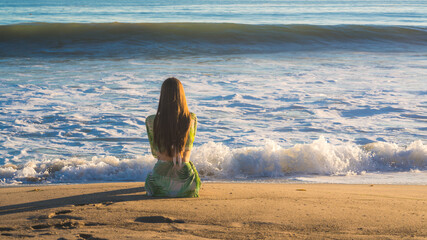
left=145, top=113, right=201, bottom=197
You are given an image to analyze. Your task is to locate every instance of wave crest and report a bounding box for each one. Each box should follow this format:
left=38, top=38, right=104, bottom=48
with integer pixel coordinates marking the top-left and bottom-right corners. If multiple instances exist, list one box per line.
left=1, top=23, right=426, bottom=57
left=195, top=138, right=427, bottom=179
left=1, top=137, right=426, bottom=185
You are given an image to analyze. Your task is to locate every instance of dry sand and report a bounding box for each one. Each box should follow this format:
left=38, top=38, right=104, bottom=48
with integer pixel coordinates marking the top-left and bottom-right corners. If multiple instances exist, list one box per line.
left=0, top=182, right=426, bottom=239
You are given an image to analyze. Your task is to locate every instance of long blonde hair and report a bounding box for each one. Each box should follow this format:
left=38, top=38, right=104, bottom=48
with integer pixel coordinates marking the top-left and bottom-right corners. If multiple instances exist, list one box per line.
left=154, top=78, right=191, bottom=157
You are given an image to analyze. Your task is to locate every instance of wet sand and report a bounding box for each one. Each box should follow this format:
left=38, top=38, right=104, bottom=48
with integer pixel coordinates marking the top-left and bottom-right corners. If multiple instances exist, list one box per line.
left=0, top=183, right=426, bottom=239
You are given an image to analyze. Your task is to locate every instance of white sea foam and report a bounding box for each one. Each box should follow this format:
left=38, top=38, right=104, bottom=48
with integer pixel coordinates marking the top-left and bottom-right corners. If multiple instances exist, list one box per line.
left=1, top=138, right=426, bottom=185
left=193, top=137, right=427, bottom=179
left=0, top=155, right=157, bottom=185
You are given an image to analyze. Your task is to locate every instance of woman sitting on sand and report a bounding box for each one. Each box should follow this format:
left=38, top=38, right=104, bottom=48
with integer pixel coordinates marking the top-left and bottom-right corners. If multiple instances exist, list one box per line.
left=145, top=77, right=201, bottom=197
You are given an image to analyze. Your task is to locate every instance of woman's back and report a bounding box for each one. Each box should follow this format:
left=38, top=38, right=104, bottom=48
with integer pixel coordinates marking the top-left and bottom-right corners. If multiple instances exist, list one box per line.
left=144, top=78, right=201, bottom=198
left=146, top=112, right=197, bottom=162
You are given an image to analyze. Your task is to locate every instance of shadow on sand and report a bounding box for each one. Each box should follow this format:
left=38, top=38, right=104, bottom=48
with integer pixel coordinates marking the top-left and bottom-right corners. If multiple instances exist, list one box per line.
left=0, top=186, right=150, bottom=216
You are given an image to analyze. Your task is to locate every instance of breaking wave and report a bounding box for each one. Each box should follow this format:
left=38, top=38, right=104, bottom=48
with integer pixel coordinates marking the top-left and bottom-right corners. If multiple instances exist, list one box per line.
left=1, top=23, right=426, bottom=57
left=1, top=137, right=426, bottom=185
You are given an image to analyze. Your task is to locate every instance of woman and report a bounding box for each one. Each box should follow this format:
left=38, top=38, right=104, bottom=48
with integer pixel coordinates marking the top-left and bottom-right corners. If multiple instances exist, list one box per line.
left=145, top=77, right=201, bottom=197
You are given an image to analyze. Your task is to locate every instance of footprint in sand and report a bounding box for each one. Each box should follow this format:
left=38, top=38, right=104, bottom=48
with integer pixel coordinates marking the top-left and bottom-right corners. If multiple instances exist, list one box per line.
left=0, top=227, right=14, bottom=232
left=32, top=220, right=83, bottom=230
left=2, top=233, right=35, bottom=238
left=53, top=215, right=83, bottom=220
left=48, top=209, right=83, bottom=220
left=31, top=224, right=51, bottom=230
left=54, top=220, right=84, bottom=229
left=0, top=227, right=35, bottom=239
left=78, top=233, right=108, bottom=240
left=56, top=210, right=73, bottom=215
left=84, top=222, right=106, bottom=227
left=0, top=227, right=15, bottom=237
left=135, top=216, right=185, bottom=224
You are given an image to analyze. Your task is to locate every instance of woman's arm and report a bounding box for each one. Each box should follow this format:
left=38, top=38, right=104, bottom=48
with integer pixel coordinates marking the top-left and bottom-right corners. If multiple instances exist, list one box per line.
left=182, top=114, right=196, bottom=162
left=146, top=115, right=159, bottom=158
left=183, top=149, right=192, bottom=162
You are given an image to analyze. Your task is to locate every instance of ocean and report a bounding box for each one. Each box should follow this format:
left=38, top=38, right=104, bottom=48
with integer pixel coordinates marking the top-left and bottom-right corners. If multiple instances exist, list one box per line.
left=0, top=0, right=426, bottom=185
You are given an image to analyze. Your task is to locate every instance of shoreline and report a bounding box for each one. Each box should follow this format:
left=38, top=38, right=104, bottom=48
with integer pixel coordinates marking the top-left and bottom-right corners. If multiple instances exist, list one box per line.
left=3, top=176, right=427, bottom=187
left=1, top=182, right=426, bottom=239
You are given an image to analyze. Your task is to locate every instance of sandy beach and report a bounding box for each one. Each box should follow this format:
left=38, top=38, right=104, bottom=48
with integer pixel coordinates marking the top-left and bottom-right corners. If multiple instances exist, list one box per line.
left=0, top=183, right=425, bottom=239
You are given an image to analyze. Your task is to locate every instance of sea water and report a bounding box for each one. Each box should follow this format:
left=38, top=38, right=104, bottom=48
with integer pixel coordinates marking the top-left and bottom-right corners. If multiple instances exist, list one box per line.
left=0, top=0, right=426, bottom=185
